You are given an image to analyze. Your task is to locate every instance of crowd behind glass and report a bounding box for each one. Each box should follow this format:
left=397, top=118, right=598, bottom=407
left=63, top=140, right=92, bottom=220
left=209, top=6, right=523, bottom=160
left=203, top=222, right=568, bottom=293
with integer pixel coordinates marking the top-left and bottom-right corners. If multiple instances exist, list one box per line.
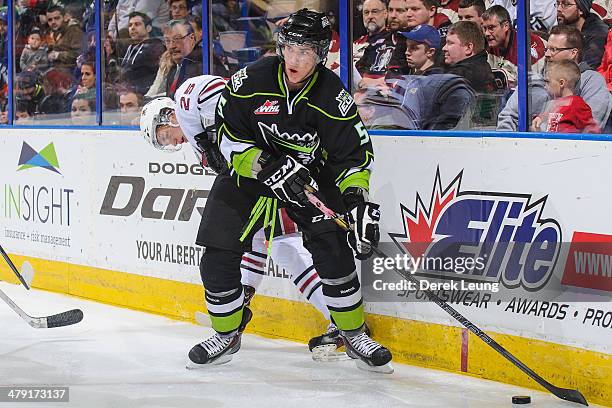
left=0, top=0, right=610, bottom=133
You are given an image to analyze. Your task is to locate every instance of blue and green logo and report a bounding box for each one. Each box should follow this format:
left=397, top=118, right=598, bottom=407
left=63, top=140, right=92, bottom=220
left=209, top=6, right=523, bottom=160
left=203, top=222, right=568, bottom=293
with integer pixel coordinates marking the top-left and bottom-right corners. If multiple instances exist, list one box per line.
left=17, top=142, right=60, bottom=174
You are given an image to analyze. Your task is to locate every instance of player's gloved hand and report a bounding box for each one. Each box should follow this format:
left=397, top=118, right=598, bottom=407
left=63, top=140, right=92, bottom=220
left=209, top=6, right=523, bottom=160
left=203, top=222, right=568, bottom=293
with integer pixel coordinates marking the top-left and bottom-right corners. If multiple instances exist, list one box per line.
left=256, top=155, right=316, bottom=207
left=194, top=128, right=226, bottom=174
left=343, top=187, right=380, bottom=260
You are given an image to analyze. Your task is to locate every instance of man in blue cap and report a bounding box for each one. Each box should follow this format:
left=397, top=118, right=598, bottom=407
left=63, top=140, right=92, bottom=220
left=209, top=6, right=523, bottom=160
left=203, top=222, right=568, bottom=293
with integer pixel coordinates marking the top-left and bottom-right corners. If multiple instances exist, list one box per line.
left=399, top=24, right=443, bottom=75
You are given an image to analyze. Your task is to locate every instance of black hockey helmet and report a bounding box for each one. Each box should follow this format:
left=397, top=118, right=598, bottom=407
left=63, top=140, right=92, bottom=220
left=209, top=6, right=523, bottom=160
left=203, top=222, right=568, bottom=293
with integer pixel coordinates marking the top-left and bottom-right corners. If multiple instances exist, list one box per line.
left=277, top=8, right=332, bottom=65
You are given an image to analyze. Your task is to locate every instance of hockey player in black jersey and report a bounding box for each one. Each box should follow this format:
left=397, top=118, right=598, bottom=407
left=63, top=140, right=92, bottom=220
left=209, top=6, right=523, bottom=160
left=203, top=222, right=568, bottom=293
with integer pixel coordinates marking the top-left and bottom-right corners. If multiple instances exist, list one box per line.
left=191, top=8, right=393, bottom=373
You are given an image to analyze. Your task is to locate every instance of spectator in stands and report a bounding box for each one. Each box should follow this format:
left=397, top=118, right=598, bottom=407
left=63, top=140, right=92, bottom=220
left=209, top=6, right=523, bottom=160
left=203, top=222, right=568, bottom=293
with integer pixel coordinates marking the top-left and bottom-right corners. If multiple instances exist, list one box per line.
left=120, top=12, right=165, bottom=96
left=38, top=68, right=74, bottom=114
left=16, top=71, right=44, bottom=114
left=76, top=59, right=96, bottom=98
left=532, top=59, right=600, bottom=133
left=596, top=28, right=612, bottom=90
left=170, top=0, right=190, bottom=20
left=356, top=0, right=410, bottom=87
left=490, top=0, right=557, bottom=32
left=0, top=7, right=7, bottom=68
left=46, top=5, right=84, bottom=74
left=498, top=25, right=612, bottom=131
left=15, top=99, right=33, bottom=123
left=482, top=5, right=546, bottom=90
left=556, top=0, right=609, bottom=69
left=107, top=0, right=168, bottom=60
left=104, top=31, right=119, bottom=85
left=107, top=0, right=169, bottom=44
left=20, top=27, right=49, bottom=73
left=354, top=0, right=389, bottom=64
left=405, top=0, right=452, bottom=36
left=70, top=93, right=95, bottom=125
left=164, top=19, right=201, bottom=99
left=442, top=21, right=496, bottom=92
left=119, top=87, right=144, bottom=125
left=457, top=0, right=485, bottom=25
left=400, top=24, right=443, bottom=75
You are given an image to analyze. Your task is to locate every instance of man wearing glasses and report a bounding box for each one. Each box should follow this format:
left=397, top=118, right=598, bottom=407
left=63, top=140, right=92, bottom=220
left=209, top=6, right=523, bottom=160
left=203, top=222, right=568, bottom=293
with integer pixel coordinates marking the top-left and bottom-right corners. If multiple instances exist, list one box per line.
left=482, top=5, right=546, bottom=90
left=556, top=0, right=609, bottom=69
left=497, top=25, right=611, bottom=132
left=355, top=0, right=410, bottom=89
left=353, top=0, right=389, bottom=63
left=164, top=19, right=201, bottom=99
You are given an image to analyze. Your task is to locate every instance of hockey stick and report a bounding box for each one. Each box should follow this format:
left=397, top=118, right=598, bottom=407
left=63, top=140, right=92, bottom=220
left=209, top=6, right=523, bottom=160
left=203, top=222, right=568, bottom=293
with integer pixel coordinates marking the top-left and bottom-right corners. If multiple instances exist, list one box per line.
left=303, top=186, right=588, bottom=406
left=0, top=245, right=31, bottom=290
left=0, top=287, right=83, bottom=329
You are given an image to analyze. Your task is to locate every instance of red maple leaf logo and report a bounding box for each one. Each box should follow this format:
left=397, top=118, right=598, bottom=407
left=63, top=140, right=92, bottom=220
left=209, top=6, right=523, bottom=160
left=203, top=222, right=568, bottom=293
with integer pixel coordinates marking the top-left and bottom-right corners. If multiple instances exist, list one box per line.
left=390, top=168, right=462, bottom=260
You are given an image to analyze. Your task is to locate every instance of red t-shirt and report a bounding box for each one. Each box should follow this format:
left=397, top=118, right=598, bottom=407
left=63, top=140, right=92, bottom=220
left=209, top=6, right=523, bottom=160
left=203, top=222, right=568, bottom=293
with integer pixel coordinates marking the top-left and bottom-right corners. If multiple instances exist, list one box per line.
left=544, top=96, right=601, bottom=133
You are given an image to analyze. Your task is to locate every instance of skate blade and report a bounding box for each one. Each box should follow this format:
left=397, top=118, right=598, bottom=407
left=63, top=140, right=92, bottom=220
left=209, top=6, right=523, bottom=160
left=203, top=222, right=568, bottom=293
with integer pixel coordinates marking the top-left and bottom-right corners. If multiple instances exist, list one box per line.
left=185, top=354, right=233, bottom=369
left=355, top=359, right=394, bottom=374
left=311, top=344, right=350, bottom=362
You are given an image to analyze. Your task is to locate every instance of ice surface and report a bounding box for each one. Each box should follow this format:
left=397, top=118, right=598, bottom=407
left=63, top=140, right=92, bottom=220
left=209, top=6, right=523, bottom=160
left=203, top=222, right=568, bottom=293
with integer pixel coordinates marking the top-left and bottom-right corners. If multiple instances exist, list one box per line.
left=0, top=282, right=600, bottom=408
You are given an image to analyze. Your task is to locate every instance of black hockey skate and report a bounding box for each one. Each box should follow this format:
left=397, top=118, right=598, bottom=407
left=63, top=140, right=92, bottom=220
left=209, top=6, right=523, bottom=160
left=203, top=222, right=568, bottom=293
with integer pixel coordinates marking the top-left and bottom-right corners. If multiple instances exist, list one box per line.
left=341, top=325, right=393, bottom=373
left=186, top=307, right=253, bottom=368
left=308, top=323, right=371, bottom=362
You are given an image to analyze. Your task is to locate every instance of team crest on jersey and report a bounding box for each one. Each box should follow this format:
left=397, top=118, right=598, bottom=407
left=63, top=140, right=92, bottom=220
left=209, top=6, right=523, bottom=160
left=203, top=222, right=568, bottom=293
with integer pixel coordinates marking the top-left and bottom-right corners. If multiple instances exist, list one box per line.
left=231, top=68, right=248, bottom=92
left=254, top=100, right=280, bottom=115
left=258, top=122, right=320, bottom=164
left=335, top=89, right=354, bottom=117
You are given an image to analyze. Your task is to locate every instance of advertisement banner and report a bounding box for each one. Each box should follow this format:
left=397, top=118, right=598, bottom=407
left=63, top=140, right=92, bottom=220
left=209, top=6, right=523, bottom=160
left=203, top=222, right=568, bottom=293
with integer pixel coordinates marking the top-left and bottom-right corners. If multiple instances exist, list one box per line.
left=1, top=131, right=610, bottom=354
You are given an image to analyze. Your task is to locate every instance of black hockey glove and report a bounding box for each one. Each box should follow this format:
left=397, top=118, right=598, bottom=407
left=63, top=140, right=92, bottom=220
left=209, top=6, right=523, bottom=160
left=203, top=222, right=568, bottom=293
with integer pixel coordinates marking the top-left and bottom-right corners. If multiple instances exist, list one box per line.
left=344, top=187, right=380, bottom=260
left=256, top=155, right=316, bottom=208
left=194, top=129, right=226, bottom=174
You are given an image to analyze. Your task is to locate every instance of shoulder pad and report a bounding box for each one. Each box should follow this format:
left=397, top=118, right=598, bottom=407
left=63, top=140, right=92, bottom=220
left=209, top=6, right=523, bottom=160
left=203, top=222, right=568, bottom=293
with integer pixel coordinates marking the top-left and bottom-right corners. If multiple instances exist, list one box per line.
left=309, top=69, right=357, bottom=119
left=228, top=57, right=279, bottom=95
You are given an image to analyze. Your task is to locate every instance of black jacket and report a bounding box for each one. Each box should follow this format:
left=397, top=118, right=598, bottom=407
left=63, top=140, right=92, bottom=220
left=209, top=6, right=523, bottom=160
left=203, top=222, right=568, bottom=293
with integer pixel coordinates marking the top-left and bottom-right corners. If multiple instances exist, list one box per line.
left=445, top=50, right=496, bottom=93
left=120, top=38, right=165, bottom=95
left=363, top=74, right=474, bottom=130
left=581, top=12, right=610, bottom=69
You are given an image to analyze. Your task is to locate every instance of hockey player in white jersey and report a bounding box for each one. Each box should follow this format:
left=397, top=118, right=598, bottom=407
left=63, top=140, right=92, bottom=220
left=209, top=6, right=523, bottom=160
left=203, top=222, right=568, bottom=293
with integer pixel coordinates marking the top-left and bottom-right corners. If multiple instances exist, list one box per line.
left=140, top=74, right=346, bottom=361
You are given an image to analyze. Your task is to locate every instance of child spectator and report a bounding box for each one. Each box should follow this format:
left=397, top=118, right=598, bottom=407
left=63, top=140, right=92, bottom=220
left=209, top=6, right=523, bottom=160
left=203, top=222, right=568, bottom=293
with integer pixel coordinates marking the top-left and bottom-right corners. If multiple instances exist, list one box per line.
left=399, top=24, right=442, bottom=75
left=20, top=27, right=49, bottom=73
left=532, top=60, right=600, bottom=133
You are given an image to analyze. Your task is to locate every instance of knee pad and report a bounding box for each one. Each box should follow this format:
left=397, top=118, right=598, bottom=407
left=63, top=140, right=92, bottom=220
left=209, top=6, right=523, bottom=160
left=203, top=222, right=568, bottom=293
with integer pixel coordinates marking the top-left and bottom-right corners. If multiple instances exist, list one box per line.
left=200, top=247, right=243, bottom=293
left=304, top=230, right=355, bottom=280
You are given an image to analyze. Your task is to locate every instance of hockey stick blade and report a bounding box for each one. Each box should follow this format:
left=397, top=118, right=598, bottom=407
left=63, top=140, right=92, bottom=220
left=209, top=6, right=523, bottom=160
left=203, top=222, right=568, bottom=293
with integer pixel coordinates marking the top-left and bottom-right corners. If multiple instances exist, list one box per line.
left=44, top=309, right=84, bottom=328
left=0, top=287, right=83, bottom=329
left=304, top=189, right=589, bottom=406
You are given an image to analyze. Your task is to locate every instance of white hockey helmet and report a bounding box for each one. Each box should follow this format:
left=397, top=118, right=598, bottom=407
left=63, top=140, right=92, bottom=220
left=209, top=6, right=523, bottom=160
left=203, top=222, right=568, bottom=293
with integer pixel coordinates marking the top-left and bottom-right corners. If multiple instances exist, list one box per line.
left=140, top=97, right=182, bottom=151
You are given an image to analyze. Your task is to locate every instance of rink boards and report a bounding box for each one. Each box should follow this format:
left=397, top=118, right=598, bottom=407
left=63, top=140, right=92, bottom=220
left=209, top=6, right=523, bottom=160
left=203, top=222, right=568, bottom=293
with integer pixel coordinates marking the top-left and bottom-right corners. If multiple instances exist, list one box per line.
left=0, top=129, right=610, bottom=406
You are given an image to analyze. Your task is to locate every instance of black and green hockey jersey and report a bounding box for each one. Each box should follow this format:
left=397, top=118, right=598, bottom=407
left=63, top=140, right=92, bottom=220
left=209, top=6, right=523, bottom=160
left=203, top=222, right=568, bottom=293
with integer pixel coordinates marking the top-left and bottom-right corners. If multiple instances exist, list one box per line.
left=215, top=56, right=374, bottom=194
